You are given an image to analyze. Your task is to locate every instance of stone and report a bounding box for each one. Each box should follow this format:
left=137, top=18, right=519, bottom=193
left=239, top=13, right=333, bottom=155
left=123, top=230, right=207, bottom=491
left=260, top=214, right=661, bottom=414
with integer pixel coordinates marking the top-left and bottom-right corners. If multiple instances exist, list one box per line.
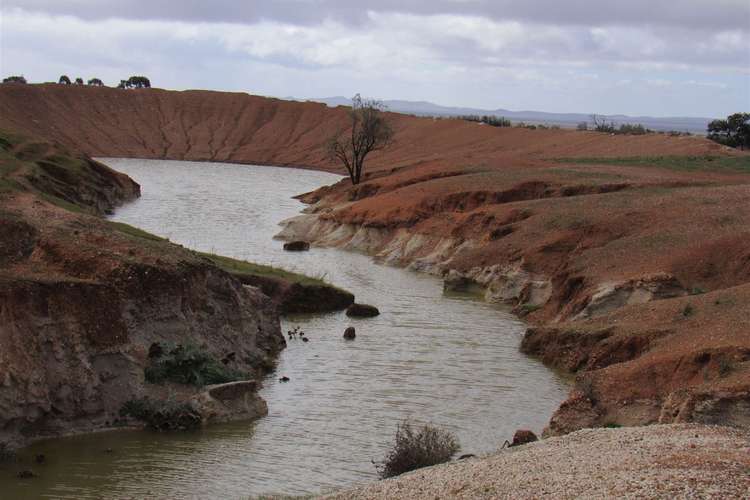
left=511, top=429, right=538, bottom=447
left=283, top=241, right=310, bottom=251
left=343, top=327, right=356, bottom=340
left=206, top=380, right=257, bottom=401
left=346, top=303, right=380, bottom=318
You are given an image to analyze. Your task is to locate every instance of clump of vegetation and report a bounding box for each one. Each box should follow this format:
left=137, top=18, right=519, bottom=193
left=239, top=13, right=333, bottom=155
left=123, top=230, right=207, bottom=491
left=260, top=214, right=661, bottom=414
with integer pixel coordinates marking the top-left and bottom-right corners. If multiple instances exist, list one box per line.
left=58, top=75, right=71, bottom=85
left=553, top=155, right=750, bottom=174
left=117, top=76, right=152, bottom=89
left=145, top=343, right=247, bottom=386
left=590, top=115, right=652, bottom=135
left=2, top=75, right=27, bottom=84
left=0, top=442, right=16, bottom=462
left=458, top=115, right=511, bottom=127
left=603, top=422, right=622, bottom=429
left=375, top=421, right=460, bottom=479
left=87, top=78, right=104, bottom=86
left=690, top=286, right=707, bottom=295
left=718, top=358, right=733, bottom=378
left=682, top=304, right=695, bottom=317
left=707, top=112, right=749, bottom=150
left=120, top=397, right=202, bottom=431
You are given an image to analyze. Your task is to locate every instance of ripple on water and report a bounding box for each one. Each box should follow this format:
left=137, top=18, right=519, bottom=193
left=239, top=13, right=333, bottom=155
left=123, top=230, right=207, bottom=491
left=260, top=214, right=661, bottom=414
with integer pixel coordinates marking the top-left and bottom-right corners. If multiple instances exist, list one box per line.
left=0, top=159, right=569, bottom=499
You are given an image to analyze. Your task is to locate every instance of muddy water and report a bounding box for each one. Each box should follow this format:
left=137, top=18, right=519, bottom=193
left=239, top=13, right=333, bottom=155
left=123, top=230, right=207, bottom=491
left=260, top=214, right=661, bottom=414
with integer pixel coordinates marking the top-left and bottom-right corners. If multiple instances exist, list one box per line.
left=1, top=159, right=569, bottom=499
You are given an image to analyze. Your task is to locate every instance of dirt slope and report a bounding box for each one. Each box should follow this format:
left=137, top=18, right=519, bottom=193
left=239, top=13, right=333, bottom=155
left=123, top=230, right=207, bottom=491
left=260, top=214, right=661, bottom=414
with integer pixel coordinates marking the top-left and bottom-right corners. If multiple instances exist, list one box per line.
left=0, top=131, right=287, bottom=449
left=2, top=83, right=748, bottom=438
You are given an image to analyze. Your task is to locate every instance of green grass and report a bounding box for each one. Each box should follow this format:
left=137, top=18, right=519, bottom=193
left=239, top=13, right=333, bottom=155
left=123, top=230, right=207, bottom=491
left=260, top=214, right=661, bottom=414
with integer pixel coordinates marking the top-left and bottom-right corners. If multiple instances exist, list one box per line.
left=553, top=156, right=750, bottom=174
left=108, top=220, right=167, bottom=241
left=196, top=251, right=330, bottom=287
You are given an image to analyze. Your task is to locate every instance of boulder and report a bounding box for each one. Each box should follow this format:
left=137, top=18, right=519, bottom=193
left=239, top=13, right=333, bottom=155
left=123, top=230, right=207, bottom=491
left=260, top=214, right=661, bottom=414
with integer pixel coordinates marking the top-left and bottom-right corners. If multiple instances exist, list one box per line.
left=346, top=303, right=380, bottom=318
left=343, top=327, right=356, bottom=340
left=511, top=429, right=538, bottom=447
left=283, top=241, right=310, bottom=252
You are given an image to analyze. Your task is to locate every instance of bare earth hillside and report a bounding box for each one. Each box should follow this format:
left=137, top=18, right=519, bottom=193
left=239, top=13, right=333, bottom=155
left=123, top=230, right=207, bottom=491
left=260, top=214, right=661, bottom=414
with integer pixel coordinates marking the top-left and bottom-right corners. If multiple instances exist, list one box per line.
left=1, top=83, right=748, bottom=494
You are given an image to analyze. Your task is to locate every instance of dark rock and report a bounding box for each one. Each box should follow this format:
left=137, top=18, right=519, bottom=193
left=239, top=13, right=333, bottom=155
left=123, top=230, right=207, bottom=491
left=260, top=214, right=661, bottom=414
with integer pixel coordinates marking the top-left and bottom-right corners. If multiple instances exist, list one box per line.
left=148, top=342, right=163, bottom=359
left=17, top=470, right=36, bottom=479
left=301, top=337, right=309, bottom=342
left=458, top=454, right=476, bottom=460
left=207, top=380, right=257, bottom=401
left=343, top=327, right=356, bottom=340
left=34, top=454, right=45, bottom=464
left=346, top=303, right=380, bottom=318
left=283, top=241, right=310, bottom=252
left=511, top=429, right=538, bottom=447
left=279, top=376, right=290, bottom=382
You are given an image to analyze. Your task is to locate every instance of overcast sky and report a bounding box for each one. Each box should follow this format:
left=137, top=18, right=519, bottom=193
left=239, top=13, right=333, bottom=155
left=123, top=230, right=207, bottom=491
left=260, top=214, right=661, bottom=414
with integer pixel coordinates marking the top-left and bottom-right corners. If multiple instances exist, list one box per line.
left=1, top=1, right=748, bottom=117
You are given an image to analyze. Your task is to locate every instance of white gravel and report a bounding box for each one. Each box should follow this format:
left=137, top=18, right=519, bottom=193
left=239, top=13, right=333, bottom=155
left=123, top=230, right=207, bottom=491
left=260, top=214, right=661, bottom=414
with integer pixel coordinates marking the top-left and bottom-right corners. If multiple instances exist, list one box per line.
left=321, top=424, right=750, bottom=499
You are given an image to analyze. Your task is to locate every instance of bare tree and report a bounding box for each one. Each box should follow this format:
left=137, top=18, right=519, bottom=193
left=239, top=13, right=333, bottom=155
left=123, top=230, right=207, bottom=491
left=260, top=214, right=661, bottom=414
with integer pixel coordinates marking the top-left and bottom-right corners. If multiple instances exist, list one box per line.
left=327, top=94, right=394, bottom=185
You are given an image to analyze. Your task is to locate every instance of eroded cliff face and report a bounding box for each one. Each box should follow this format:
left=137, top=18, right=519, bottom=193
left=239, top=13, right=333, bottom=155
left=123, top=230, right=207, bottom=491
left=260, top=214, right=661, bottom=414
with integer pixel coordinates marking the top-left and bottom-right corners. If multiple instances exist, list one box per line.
left=278, top=153, right=750, bottom=436
left=2, top=85, right=748, bottom=439
left=0, top=134, right=284, bottom=448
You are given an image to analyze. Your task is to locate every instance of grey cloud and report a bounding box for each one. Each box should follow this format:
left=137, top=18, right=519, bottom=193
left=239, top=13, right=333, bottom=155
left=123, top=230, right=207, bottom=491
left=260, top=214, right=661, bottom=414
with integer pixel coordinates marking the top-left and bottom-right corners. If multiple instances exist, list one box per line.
left=5, top=0, right=750, bottom=31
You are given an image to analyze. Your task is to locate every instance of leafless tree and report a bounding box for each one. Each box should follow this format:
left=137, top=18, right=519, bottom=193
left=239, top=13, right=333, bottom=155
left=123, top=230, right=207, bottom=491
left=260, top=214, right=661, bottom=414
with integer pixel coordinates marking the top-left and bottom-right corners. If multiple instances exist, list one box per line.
left=327, top=94, right=394, bottom=185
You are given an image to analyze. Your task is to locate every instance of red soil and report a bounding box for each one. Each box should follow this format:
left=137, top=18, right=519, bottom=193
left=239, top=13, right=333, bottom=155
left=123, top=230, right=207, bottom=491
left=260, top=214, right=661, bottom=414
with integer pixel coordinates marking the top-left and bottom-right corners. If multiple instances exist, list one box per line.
left=1, top=83, right=748, bottom=435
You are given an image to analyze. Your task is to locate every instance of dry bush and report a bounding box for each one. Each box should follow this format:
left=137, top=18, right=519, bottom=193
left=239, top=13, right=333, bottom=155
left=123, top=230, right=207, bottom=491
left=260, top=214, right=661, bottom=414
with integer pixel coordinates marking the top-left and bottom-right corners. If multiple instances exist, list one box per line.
left=375, top=421, right=460, bottom=478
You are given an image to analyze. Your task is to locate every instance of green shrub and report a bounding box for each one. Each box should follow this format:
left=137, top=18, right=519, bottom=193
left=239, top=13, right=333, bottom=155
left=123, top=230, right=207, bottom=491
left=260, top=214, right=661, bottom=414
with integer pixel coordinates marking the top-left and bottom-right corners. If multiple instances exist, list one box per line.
left=120, top=397, right=202, bottom=431
left=145, top=343, right=247, bottom=386
left=682, top=304, right=695, bottom=317
left=375, top=421, right=460, bottom=479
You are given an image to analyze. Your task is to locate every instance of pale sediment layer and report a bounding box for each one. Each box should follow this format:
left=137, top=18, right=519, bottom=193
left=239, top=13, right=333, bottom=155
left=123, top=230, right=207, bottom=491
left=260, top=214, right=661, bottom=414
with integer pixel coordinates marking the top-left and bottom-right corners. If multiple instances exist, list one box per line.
left=322, top=424, right=750, bottom=500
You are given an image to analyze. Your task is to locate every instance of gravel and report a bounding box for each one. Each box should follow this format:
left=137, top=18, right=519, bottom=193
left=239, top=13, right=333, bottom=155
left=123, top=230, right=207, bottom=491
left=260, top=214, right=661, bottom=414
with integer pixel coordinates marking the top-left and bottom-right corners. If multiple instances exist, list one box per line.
left=321, top=424, right=750, bottom=499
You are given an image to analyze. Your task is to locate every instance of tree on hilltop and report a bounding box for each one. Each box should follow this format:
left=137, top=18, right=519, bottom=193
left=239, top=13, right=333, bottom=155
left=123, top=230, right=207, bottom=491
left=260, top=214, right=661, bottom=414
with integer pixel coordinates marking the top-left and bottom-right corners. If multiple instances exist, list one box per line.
left=75, top=77, right=84, bottom=85
left=59, top=75, right=71, bottom=85
left=127, top=76, right=151, bottom=88
left=87, top=78, right=104, bottom=86
left=707, top=113, right=750, bottom=150
left=2, top=75, right=27, bottom=84
left=327, top=94, right=394, bottom=185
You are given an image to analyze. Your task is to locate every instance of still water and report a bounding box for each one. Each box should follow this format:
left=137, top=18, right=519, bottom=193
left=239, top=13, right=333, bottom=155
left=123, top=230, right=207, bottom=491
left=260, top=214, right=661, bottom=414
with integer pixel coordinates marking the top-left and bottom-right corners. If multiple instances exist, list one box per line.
left=2, top=159, right=569, bottom=499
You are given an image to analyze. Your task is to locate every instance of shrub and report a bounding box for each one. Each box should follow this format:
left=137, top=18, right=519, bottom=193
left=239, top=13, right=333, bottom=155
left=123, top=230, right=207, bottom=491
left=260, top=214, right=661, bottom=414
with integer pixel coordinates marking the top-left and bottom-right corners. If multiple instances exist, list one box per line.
left=682, top=304, right=695, bottom=317
left=2, top=75, right=27, bottom=84
left=458, top=115, right=511, bottom=127
left=0, top=442, right=16, bottom=462
left=718, top=358, right=733, bottom=378
left=120, top=397, right=202, bottom=431
left=375, top=421, right=460, bottom=479
left=145, top=343, right=247, bottom=386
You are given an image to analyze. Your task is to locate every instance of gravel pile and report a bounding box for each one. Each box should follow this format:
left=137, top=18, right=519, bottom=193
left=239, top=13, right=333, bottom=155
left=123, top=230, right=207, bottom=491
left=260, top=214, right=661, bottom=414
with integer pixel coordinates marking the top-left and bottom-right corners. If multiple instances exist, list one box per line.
left=322, top=424, right=750, bottom=499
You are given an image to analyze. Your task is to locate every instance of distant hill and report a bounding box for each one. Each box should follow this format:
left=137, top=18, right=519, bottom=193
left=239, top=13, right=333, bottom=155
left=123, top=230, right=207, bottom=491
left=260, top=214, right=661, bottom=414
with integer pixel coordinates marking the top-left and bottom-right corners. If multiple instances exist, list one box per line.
left=295, top=96, right=713, bottom=134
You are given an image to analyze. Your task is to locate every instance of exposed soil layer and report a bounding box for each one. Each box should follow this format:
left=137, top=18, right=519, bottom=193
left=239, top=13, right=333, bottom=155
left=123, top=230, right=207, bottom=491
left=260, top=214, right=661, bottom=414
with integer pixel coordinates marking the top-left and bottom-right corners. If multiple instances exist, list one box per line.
left=0, top=132, right=288, bottom=449
left=2, top=84, right=748, bottom=438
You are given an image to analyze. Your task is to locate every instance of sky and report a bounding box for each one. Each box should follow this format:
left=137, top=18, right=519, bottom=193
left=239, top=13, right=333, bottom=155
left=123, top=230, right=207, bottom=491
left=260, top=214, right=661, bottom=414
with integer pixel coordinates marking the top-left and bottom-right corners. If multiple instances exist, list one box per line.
left=1, top=1, right=748, bottom=117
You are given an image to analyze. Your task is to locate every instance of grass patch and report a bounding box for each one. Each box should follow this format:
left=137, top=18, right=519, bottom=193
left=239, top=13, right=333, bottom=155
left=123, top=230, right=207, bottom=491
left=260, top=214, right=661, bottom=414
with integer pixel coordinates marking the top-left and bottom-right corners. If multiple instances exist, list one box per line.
left=119, top=397, right=202, bottom=431
left=682, top=304, right=695, bottom=317
left=145, top=343, right=248, bottom=387
left=553, top=156, right=750, bottom=174
left=109, top=221, right=166, bottom=242
left=197, top=251, right=330, bottom=287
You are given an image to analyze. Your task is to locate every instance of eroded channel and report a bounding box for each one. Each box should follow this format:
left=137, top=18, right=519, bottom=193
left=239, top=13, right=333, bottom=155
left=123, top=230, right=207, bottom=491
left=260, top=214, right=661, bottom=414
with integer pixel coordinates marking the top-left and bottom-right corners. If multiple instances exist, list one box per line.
left=2, top=159, right=569, bottom=499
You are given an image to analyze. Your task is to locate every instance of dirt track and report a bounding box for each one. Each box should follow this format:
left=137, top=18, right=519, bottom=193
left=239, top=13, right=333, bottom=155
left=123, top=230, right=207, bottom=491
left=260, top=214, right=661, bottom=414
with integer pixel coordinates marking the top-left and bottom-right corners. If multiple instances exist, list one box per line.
left=1, top=83, right=748, bottom=436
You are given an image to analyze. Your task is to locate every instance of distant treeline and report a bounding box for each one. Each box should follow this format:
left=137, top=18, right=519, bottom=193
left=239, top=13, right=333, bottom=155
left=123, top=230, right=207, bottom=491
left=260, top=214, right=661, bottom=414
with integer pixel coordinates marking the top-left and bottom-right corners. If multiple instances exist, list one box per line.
left=457, top=115, right=511, bottom=127
left=2, top=74, right=151, bottom=89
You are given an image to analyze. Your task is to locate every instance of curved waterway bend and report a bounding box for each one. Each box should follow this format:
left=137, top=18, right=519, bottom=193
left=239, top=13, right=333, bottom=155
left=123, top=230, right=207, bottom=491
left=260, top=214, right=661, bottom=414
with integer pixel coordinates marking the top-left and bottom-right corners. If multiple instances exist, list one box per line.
left=7, top=159, right=569, bottom=499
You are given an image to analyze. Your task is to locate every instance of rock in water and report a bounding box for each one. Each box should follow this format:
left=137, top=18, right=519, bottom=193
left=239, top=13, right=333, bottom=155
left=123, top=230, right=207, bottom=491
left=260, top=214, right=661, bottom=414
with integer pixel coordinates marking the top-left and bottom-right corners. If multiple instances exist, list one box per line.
left=346, top=303, right=380, bottom=317
left=283, top=241, right=310, bottom=251
left=343, top=326, right=356, bottom=340
left=511, top=429, right=538, bottom=447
